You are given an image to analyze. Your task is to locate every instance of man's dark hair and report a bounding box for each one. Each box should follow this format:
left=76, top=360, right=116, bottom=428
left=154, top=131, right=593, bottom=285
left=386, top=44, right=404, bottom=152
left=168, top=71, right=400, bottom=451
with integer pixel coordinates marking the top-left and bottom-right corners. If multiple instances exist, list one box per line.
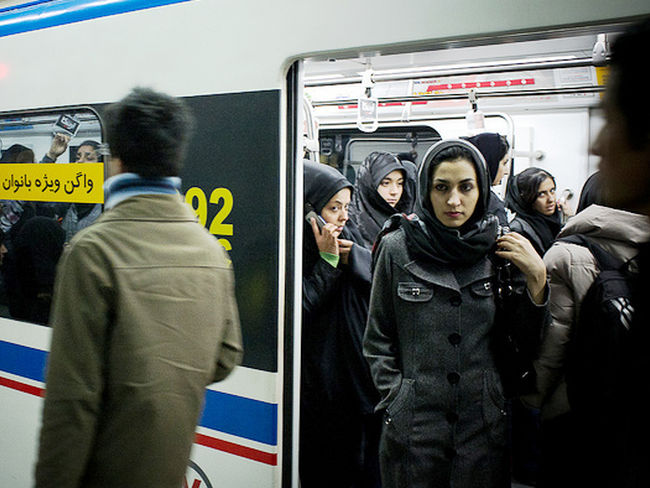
left=610, top=17, right=650, bottom=150
left=103, top=87, right=194, bottom=177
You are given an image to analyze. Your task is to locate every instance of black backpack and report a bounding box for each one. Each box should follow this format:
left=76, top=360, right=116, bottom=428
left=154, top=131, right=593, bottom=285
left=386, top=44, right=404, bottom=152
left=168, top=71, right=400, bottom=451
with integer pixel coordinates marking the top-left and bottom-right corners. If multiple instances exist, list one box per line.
left=560, top=234, right=635, bottom=415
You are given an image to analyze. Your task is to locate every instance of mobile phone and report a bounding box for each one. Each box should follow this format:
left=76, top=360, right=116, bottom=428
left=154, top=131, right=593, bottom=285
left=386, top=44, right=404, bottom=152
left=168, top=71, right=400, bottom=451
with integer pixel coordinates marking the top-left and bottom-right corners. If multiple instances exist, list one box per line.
left=305, top=210, right=326, bottom=230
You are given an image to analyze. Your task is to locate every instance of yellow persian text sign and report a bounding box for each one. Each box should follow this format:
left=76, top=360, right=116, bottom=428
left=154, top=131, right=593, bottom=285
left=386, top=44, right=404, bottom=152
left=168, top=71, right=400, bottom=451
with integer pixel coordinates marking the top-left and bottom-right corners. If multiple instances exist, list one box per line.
left=0, top=163, right=104, bottom=203
left=596, top=66, right=610, bottom=87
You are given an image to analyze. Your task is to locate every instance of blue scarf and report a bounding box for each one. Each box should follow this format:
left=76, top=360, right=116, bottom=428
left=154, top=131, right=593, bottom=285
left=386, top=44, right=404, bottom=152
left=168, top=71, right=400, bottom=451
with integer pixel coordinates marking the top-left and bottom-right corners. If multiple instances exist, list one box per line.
left=104, top=173, right=181, bottom=210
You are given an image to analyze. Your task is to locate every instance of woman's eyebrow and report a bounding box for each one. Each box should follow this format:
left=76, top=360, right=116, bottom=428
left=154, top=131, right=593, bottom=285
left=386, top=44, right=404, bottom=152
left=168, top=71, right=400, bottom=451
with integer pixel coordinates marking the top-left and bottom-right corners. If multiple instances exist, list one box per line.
left=433, top=177, right=475, bottom=183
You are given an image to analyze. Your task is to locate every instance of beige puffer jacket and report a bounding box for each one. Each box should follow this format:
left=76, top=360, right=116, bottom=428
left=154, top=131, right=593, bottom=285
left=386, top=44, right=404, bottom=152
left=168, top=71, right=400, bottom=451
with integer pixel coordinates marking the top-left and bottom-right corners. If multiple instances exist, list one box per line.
left=522, top=204, right=650, bottom=420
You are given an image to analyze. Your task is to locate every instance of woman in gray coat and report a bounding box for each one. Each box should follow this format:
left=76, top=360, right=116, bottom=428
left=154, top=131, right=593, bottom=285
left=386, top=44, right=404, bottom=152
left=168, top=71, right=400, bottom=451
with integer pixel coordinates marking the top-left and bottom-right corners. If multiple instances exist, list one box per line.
left=363, top=139, right=549, bottom=488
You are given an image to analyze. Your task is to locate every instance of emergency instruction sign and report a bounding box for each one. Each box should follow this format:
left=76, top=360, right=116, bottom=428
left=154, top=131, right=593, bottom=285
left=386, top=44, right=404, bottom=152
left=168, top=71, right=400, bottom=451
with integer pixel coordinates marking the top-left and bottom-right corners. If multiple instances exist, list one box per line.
left=0, top=163, right=104, bottom=203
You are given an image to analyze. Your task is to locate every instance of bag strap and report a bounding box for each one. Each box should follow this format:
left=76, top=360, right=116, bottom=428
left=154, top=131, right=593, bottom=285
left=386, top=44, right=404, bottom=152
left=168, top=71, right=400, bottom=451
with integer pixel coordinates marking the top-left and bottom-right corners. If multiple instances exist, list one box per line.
left=559, top=234, right=624, bottom=272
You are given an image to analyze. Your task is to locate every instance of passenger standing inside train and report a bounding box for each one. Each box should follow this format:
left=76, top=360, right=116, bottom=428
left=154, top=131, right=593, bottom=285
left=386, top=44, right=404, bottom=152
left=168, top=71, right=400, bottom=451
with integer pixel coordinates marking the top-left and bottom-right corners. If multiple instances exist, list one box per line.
left=41, top=135, right=104, bottom=242
left=0, top=144, right=37, bottom=238
left=35, top=87, right=243, bottom=488
left=505, top=167, right=566, bottom=256
left=349, top=151, right=416, bottom=249
left=301, top=160, right=380, bottom=488
left=0, top=145, right=59, bottom=322
left=3, top=216, right=65, bottom=325
left=590, top=17, right=650, bottom=487
left=0, top=229, right=6, bottom=265
left=464, top=132, right=511, bottom=225
left=521, top=172, right=649, bottom=487
left=363, top=139, right=548, bottom=488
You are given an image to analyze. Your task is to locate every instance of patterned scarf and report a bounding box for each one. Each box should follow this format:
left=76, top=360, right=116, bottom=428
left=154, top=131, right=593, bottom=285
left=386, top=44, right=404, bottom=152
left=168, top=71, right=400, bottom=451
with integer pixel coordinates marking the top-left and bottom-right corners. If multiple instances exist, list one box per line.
left=104, top=172, right=181, bottom=210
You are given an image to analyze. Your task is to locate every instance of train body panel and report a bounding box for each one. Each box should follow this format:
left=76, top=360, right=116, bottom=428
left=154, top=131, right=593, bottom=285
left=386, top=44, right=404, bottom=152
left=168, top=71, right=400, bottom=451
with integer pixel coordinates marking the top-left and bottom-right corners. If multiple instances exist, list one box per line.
left=1, top=0, right=650, bottom=108
left=1, top=1, right=650, bottom=487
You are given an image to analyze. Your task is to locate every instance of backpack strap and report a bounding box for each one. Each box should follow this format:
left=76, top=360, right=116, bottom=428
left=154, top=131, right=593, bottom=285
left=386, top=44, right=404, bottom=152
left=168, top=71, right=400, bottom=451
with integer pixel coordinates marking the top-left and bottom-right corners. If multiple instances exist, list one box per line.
left=559, top=234, right=624, bottom=272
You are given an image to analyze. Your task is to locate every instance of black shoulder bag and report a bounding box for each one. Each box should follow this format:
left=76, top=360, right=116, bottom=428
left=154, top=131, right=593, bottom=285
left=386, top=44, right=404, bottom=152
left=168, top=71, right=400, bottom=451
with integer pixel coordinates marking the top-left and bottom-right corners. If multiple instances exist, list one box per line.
left=491, top=256, right=539, bottom=398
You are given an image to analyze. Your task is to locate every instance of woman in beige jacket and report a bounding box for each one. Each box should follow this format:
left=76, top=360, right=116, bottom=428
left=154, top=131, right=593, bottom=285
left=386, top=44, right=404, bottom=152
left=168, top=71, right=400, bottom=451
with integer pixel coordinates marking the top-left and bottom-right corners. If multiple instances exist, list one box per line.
left=523, top=199, right=650, bottom=487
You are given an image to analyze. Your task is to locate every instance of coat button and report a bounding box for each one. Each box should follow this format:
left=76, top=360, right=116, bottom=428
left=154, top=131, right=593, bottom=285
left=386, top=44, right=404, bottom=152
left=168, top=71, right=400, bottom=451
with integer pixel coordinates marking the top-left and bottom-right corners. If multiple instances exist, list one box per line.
left=446, top=411, right=459, bottom=424
left=447, top=372, right=460, bottom=385
left=449, top=296, right=462, bottom=306
left=448, top=333, right=461, bottom=346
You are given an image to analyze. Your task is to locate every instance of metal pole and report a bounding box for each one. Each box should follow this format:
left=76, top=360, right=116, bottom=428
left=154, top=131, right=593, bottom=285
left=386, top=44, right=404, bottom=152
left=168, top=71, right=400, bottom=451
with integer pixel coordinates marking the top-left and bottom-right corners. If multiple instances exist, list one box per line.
left=305, top=56, right=603, bottom=87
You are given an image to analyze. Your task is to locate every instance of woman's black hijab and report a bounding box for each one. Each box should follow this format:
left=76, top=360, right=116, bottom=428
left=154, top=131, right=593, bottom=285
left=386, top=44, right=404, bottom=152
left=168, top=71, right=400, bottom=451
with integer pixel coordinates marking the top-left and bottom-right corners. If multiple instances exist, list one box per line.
left=349, top=151, right=416, bottom=247
left=304, top=160, right=353, bottom=215
left=391, top=139, right=498, bottom=266
left=303, top=160, right=361, bottom=268
left=504, top=167, right=562, bottom=253
left=464, top=132, right=508, bottom=184
left=576, top=171, right=605, bottom=213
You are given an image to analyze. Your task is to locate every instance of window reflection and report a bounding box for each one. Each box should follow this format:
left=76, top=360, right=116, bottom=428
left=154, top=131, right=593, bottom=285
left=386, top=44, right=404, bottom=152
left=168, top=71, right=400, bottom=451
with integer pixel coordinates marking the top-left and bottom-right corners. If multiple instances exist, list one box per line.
left=0, top=109, right=103, bottom=325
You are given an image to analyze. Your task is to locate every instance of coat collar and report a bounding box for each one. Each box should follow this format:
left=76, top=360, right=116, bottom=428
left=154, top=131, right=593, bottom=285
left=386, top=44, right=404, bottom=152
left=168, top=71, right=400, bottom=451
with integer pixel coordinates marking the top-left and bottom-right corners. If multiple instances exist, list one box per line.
left=404, top=259, right=458, bottom=290
left=100, top=193, right=199, bottom=223
left=403, top=255, right=493, bottom=292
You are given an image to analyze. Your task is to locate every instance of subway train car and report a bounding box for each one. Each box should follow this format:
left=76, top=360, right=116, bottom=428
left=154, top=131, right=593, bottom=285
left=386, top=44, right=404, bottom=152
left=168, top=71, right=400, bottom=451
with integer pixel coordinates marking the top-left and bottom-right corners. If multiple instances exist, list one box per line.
left=1, top=1, right=649, bottom=487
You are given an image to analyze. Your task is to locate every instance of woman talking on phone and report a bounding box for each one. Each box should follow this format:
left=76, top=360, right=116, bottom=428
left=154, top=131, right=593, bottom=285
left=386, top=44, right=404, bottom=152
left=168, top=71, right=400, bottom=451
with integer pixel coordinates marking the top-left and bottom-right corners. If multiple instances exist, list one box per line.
left=363, top=139, right=549, bottom=488
left=301, top=161, right=380, bottom=488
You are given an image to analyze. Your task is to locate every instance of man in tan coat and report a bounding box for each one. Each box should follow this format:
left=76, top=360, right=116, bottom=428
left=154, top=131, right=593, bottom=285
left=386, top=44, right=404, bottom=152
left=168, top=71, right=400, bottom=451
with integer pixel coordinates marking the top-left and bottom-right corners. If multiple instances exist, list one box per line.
left=34, top=87, right=243, bottom=488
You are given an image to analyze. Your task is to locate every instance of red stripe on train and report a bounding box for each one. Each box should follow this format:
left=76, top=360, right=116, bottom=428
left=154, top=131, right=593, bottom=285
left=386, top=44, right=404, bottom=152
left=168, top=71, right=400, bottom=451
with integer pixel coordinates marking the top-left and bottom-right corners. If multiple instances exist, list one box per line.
left=195, top=433, right=278, bottom=465
left=0, top=376, right=45, bottom=397
left=1, top=377, right=277, bottom=466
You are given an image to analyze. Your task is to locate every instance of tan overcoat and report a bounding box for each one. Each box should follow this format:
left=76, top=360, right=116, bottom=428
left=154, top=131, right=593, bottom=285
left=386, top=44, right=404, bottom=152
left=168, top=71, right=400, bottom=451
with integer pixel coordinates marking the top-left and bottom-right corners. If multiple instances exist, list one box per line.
left=35, top=193, right=243, bottom=488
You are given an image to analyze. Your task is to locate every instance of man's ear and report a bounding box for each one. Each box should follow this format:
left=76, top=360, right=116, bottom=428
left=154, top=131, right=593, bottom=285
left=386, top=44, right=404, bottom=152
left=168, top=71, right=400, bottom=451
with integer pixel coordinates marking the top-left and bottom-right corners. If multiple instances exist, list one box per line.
left=109, top=157, right=125, bottom=176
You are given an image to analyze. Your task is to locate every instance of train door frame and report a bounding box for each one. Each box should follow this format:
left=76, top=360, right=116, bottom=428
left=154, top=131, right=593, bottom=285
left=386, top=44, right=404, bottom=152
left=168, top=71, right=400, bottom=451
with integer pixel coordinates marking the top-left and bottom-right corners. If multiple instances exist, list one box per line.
left=283, top=60, right=303, bottom=488
left=287, top=22, right=626, bottom=486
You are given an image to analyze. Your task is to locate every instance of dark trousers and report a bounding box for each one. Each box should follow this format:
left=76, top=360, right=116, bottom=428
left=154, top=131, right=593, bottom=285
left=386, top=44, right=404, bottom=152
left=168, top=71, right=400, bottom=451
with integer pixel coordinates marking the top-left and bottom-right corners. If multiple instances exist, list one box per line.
left=510, top=399, right=541, bottom=486
left=538, top=411, right=620, bottom=488
left=300, top=409, right=381, bottom=488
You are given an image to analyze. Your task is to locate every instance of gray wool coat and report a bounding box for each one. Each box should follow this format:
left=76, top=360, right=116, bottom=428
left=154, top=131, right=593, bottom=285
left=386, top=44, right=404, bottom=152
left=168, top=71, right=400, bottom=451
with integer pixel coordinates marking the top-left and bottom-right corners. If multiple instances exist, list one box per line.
left=363, top=228, right=548, bottom=488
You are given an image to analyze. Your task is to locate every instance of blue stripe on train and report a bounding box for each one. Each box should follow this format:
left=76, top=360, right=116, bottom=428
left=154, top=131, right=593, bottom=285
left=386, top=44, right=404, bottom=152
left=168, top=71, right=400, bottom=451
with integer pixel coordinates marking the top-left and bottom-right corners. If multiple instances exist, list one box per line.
left=201, top=390, right=277, bottom=446
left=0, top=0, right=191, bottom=38
left=0, top=340, right=277, bottom=446
left=0, top=340, right=48, bottom=382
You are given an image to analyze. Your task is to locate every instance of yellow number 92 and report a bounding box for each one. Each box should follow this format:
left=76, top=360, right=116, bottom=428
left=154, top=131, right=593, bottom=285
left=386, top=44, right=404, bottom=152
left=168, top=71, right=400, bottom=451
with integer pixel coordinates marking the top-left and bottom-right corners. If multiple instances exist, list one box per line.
left=185, top=186, right=233, bottom=251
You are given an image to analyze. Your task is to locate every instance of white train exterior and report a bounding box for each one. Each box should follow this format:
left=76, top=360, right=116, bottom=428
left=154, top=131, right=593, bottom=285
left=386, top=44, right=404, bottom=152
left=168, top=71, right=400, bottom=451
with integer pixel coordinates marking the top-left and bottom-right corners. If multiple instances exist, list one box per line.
left=1, top=1, right=649, bottom=487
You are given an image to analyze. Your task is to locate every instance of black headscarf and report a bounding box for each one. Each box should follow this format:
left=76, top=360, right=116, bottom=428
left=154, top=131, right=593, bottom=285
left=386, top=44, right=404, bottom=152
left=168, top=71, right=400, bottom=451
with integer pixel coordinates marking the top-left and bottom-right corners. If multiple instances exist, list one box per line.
left=577, top=171, right=605, bottom=213
left=393, top=139, right=499, bottom=266
left=349, top=152, right=416, bottom=248
left=464, top=133, right=508, bottom=184
left=303, top=161, right=362, bottom=268
left=0, top=144, right=35, bottom=163
left=504, top=169, right=563, bottom=253
left=304, top=160, right=353, bottom=214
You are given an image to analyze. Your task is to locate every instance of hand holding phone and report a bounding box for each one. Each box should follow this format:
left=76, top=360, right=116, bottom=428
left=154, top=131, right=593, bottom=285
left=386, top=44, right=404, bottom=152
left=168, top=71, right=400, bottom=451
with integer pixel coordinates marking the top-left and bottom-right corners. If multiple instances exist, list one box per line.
left=305, top=210, right=325, bottom=231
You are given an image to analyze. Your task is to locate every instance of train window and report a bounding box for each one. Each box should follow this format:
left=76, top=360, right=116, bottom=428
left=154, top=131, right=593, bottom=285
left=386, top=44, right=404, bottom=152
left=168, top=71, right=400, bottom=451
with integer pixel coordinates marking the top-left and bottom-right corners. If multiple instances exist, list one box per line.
left=0, top=108, right=104, bottom=325
left=319, top=126, right=441, bottom=183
